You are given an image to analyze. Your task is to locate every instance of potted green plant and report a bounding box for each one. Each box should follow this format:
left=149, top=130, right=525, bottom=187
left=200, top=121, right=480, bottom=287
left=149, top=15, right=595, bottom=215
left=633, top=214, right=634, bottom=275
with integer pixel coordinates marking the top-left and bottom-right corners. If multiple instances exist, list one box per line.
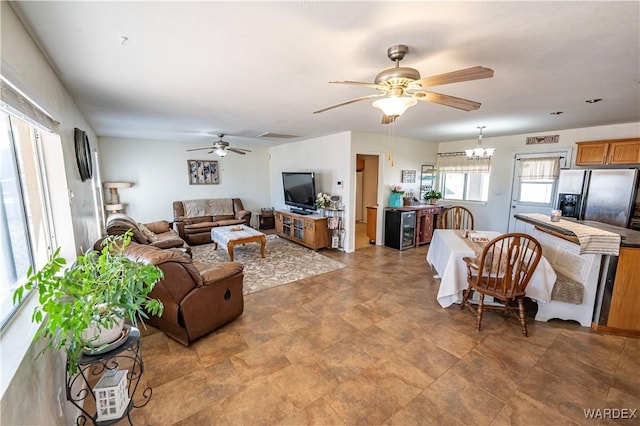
left=13, top=231, right=164, bottom=374
left=424, top=190, right=443, bottom=204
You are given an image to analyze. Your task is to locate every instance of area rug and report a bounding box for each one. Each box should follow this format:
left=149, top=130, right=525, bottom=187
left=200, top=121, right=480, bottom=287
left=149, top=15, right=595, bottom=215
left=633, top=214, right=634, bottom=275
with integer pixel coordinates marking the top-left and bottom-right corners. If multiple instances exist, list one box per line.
left=190, top=234, right=346, bottom=295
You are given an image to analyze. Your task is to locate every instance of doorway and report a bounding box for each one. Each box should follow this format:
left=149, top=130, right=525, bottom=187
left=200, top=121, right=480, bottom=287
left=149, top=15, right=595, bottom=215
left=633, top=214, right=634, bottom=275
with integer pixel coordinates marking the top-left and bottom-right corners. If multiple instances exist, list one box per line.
left=355, top=154, right=380, bottom=250
left=507, top=150, right=570, bottom=231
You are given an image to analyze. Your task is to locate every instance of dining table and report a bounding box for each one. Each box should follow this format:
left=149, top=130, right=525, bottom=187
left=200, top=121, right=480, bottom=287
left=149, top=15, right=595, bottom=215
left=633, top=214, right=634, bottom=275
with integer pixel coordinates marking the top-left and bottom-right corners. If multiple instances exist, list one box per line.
left=426, top=229, right=557, bottom=308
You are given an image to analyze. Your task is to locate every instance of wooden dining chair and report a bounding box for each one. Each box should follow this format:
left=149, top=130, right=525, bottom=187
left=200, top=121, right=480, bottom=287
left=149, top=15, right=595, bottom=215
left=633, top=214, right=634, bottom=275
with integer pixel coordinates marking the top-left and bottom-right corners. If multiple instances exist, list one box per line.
left=460, top=233, right=542, bottom=337
left=440, top=206, right=474, bottom=230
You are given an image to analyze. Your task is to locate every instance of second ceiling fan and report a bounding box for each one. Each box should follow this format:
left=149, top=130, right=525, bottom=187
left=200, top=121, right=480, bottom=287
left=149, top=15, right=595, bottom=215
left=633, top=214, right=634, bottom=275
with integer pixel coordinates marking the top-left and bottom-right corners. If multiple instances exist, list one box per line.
left=314, top=44, right=494, bottom=124
left=187, top=133, right=252, bottom=157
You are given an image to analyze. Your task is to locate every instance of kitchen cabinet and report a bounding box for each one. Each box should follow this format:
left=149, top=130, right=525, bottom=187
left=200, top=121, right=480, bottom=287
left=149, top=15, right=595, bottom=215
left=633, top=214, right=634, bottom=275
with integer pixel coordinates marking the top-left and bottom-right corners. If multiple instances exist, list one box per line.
left=366, top=206, right=377, bottom=244
left=576, top=138, right=640, bottom=166
left=593, top=247, right=640, bottom=335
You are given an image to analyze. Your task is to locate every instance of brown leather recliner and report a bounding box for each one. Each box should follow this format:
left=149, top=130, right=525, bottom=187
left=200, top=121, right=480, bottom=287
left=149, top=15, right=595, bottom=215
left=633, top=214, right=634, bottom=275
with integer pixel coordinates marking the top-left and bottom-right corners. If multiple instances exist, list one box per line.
left=124, top=242, right=244, bottom=345
left=105, top=213, right=189, bottom=252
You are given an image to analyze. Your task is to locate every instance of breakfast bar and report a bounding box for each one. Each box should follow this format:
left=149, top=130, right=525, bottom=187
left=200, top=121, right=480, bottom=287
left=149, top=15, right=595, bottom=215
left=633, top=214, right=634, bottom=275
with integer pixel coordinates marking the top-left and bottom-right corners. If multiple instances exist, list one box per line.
left=514, top=213, right=640, bottom=335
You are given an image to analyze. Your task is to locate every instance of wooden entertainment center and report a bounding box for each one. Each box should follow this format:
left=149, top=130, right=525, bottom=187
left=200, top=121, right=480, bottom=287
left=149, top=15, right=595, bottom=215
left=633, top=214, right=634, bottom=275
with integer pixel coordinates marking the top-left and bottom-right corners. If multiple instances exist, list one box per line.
left=274, top=210, right=328, bottom=250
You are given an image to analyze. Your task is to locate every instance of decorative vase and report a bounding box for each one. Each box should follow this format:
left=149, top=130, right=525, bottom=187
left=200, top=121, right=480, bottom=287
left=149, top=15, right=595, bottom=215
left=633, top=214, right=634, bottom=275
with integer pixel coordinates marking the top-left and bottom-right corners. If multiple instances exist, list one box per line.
left=389, top=193, right=403, bottom=208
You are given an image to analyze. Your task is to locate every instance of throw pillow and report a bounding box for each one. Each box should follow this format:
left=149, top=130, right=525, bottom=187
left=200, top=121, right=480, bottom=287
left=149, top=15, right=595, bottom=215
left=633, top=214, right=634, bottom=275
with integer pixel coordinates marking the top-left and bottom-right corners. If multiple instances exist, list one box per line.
left=138, top=223, right=159, bottom=243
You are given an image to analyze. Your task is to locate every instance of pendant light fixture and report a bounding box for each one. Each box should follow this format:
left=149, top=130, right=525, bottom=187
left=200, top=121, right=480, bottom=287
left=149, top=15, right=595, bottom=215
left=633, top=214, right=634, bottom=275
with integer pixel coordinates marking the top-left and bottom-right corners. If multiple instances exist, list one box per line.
left=465, top=126, right=495, bottom=159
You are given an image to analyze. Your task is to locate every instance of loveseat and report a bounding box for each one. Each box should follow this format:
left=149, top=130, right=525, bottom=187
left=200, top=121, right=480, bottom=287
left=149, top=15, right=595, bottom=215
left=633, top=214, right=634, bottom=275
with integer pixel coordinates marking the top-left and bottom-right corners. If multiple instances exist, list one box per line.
left=104, top=213, right=189, bottom=252
left=173, top=198, right=252, bottom=245
left=124, top=242, right=244, bottom=345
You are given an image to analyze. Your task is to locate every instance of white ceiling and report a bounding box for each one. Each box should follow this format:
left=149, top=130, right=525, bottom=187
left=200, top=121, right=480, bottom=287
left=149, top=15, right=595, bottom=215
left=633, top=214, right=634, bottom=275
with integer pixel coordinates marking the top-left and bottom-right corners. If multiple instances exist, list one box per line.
left=10, top=1, right=640, bottom=148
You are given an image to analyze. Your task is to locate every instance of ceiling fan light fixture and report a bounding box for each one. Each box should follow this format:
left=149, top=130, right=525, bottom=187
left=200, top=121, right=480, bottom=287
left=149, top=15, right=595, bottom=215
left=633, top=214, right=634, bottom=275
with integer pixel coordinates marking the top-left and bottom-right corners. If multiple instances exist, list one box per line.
left=372, top=96, right=417, bottom=117
left=214, top=148, right=227, bottom=157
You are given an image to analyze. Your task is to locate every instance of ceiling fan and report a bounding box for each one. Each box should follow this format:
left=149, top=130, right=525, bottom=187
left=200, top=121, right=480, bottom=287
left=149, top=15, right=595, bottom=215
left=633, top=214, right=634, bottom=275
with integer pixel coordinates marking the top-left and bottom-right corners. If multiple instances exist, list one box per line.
left=186, top=133, right=252, bottom=157
left=313, top=44, right=494, bottom=124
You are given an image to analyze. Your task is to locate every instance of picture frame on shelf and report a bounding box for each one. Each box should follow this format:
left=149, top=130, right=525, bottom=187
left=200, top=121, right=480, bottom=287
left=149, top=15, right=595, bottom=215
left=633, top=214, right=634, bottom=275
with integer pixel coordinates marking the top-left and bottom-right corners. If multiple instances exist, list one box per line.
left=187, top=160, right=219, bottom=185
left=401, top=169, right=416, bottom=183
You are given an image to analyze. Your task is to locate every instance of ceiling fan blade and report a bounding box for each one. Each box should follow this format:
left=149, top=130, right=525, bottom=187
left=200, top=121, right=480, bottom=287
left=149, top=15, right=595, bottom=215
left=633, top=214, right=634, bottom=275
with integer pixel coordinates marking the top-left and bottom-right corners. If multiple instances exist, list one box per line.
left=381, top=114, right=397, bottom=125
left=187, top=147, right=214, bottom=151
left=227, top=148, right=248, bottom=155
left=410, top=66, right=494, bottom=89
left=314, top=94, right=385, bottom=114
left=329, top=80, right=384, bottom=90
left=412, top=91, right=481, bottom=111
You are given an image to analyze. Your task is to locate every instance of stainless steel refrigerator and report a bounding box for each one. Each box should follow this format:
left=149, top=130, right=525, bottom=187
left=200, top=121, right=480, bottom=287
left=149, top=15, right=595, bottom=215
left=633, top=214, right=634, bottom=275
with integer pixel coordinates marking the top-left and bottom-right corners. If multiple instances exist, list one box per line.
left=556, top=168, right=639, bottom=228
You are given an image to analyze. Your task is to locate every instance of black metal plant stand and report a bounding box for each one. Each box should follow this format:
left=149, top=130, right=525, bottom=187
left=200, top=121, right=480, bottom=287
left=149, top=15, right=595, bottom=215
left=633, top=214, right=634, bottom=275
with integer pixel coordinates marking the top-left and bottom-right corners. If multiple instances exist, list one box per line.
left=65, top=327, right=151, bottom=426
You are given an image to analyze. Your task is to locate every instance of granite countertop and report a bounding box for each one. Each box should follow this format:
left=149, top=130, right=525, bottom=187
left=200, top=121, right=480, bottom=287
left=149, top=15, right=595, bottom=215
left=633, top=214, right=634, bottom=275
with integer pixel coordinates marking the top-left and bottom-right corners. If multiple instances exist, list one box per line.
left=514, top=213, right=640, bottom=248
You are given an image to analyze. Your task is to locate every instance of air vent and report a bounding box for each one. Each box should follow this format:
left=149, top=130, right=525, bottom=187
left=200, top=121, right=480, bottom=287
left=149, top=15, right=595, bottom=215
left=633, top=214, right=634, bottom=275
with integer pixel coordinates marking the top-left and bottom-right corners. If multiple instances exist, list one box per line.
left=257, top=132, right=299, bottom=139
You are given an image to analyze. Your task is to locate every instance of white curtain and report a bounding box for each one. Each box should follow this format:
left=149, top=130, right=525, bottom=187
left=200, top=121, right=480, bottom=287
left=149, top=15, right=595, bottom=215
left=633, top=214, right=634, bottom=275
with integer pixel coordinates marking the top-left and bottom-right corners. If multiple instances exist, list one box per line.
left=518, top=157, right=560, bottom=180
left=437, top=153, right=491, bottom=173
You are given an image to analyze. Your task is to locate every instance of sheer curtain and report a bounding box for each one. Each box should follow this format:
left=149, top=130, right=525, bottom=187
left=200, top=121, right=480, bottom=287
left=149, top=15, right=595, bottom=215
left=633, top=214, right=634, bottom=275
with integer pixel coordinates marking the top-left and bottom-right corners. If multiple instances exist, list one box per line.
left=518, top=157, right=560, bottom=180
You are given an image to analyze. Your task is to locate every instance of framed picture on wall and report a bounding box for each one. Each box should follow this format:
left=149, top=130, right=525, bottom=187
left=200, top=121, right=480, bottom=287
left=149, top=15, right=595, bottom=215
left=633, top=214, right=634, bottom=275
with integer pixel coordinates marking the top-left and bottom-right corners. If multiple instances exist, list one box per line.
left=401, top=169, right=416, bottom=183
left=187, top=160, right=219, bottom=184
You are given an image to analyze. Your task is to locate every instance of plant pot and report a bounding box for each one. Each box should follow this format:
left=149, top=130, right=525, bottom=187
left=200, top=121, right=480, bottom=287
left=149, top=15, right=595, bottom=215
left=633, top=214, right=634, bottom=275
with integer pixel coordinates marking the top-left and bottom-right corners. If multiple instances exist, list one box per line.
left=82, top=315, right=125, bottom=347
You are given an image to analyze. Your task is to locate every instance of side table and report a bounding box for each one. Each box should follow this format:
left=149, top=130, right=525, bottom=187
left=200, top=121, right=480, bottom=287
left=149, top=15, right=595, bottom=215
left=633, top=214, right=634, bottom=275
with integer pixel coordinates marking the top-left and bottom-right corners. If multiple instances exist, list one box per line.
left=66, top=326, right=150, bottom=425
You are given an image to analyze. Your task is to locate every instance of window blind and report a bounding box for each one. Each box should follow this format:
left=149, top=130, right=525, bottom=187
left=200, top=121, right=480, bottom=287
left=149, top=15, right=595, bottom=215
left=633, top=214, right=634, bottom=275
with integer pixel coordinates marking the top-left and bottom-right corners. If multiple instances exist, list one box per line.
left=0, top=78, right=59, bottom=132
left=437, top=153, right=491, bottom=173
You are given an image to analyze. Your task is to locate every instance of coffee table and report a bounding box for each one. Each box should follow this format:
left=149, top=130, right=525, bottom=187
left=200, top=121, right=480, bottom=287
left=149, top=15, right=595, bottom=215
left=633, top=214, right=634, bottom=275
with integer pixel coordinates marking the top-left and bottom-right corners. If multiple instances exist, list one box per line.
left=210, top=225, right=267, bottom=262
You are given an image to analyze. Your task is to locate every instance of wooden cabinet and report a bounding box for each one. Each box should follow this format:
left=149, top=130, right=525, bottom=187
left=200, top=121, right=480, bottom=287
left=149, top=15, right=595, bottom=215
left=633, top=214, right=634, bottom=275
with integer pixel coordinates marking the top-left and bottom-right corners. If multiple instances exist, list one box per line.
left=414, top=205, right=441, bottom=245
left=593, top=247, right=640, bottom=335
left=366, top=206, right=377, bottom=243
left=576, top=138, right=640, bottom=165
left=395, top=205, right=441, bottom=246
left=274, top=210, right=328, bottom=250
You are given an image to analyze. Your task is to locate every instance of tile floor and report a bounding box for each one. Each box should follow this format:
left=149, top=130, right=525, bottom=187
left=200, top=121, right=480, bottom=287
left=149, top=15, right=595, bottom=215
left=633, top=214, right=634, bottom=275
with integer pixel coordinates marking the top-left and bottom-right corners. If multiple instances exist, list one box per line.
left=129, top=244, right=639, bottom=425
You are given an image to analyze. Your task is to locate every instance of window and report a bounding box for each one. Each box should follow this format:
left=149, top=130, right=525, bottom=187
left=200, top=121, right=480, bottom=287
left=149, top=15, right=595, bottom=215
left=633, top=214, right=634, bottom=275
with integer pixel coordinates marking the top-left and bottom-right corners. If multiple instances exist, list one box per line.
left=516, top=157, right=560, bottom=205
left=437, top=154, right=491, bottom=202
left=0, top=113, right=55, bottom=329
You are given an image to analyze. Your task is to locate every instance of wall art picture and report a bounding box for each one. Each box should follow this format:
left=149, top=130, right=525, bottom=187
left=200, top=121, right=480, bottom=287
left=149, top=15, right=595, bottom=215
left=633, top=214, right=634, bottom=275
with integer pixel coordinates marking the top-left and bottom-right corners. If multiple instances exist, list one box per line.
left=526, top=135, right=559, bottom=145
left=188, top=160, right=219, bottom=184
left=401, top=169, right=416, bottom=183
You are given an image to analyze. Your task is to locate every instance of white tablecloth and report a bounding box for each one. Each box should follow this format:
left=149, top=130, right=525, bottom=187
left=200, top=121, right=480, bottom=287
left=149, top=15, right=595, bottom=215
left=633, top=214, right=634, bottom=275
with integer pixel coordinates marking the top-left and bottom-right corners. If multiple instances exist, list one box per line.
left=426, top=230, right=557, bottom=308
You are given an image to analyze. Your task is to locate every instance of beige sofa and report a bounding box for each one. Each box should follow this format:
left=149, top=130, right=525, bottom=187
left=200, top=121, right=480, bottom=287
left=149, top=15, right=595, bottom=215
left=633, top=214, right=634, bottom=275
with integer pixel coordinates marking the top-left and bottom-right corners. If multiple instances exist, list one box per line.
left=173, top=198, right=252, bottom=245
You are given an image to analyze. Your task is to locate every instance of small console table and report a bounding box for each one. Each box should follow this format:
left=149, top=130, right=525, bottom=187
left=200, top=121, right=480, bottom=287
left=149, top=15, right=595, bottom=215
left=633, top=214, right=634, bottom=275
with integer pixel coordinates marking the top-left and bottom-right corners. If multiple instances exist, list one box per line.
left=66, top=326, right=150, bottom=425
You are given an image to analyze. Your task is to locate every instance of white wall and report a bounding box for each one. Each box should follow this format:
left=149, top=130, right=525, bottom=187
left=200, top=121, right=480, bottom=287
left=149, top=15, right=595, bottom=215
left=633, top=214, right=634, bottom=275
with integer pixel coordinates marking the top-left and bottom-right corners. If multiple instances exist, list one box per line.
left=437, top=122, right=640, bottom=232
left=269, top=132, right=352, bottom=250
left=352, top=132, right=439, bottom=246
left=1, top=3, right=101, bottom=423
left=2, top=4, right=100, bottom=253
left=98, top=137, right=272, bottom=224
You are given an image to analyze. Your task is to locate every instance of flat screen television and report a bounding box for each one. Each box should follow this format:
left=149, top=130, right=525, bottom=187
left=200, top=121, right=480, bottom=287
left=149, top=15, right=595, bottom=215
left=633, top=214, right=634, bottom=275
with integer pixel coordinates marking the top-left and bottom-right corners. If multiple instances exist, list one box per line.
left=282, top=172, right=317, bottom=215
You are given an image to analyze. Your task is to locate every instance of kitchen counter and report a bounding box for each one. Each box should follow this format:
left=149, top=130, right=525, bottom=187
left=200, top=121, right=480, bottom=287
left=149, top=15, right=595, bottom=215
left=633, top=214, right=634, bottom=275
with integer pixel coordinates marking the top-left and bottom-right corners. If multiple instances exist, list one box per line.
left=516, top=212, right=640, bottom=336
left=514, top=213, right=640, bottom=248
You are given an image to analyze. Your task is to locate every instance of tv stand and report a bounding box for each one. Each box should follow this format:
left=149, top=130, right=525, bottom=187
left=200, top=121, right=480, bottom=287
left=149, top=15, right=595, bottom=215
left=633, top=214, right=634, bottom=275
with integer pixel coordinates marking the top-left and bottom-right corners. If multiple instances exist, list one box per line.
left=289, top=208, right=312, bottom=216
left=275, top=210, right=328, bottom=250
